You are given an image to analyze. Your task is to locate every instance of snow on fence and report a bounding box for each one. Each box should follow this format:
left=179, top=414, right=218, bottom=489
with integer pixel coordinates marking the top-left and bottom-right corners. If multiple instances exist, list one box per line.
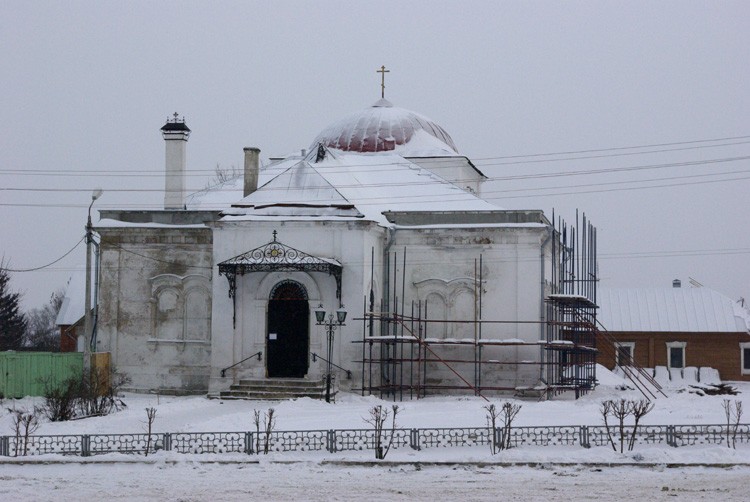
left=1, top=424, right=749, bottom=457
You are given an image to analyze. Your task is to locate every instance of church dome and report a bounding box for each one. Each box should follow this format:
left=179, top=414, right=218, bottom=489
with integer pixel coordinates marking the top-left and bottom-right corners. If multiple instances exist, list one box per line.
left=311, top=98, right=458, bottom=154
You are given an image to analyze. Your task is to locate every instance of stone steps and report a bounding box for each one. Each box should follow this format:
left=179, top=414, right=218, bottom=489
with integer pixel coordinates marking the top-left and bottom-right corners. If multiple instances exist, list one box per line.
left=219, top=378, right=333, bottom=401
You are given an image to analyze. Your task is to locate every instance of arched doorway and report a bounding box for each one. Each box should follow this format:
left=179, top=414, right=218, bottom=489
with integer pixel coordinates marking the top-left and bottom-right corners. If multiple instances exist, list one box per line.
left=266, top=280, right=309, bottom=378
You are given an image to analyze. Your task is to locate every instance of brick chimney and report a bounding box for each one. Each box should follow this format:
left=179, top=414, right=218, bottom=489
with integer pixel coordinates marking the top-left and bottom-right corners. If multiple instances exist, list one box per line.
left=243, top=147, right=260, bottom=197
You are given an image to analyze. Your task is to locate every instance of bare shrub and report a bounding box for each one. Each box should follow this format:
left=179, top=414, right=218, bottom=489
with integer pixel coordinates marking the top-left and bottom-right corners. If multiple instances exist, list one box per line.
left=611, top=399, right=631, bottom=453
left=601, top=398, right=654, bottom=453
left=252, top=408, right=276, bottom=454
left=8, top=406, right=41, bottom=456
left=500, top=402, right=522, bottom=450
left=628, top=399, right=654, bottom=451
left=600, top=400, right=617, bottom=451
left=40, top=368, right=128, bottom=422
left=77, top=367, right=129, bottom=418
left=364, top=404, right=399, bottom=460
left=722, top=399, right=743, bottom=449
left=485, top=401, right=522, bottom=453
left=41, top=376, right=80, bottom=422
left=144, top=407, right=157, bottom=456
left=484, top=404, right=500, bottom=454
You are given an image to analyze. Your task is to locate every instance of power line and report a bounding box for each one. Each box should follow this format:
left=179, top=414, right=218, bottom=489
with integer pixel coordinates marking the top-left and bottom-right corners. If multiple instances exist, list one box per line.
left=3, top=152, right=749, bottom=193
left=2, top=134, right=750, bottom=177
left=2, top=235, right=85, bottom=272
left=473, top=139, right=750, bottom=166
left=2, top=169, right=748, bottom=209
left=4, top=162, right=750, bottom=197
left=470, top=134, right=750, bottom=160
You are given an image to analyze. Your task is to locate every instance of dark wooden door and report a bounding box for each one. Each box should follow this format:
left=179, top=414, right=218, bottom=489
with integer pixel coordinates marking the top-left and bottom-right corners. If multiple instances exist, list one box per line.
left=266, top=281, right=309, bottom=378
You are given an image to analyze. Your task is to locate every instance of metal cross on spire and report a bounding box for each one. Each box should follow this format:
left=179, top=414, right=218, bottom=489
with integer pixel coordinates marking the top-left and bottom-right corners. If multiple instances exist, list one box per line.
left=377, top=65, right=390, bottom=99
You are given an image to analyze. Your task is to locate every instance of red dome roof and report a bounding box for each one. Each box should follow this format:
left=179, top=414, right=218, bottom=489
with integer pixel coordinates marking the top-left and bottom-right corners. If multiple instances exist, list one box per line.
left=311, top=99, right=458, bottom=154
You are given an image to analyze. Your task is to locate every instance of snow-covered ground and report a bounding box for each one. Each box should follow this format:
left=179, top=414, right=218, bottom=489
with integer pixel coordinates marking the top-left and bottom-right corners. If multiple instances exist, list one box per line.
left=2, top=462, right=748, bottom=501
left=2, top=367, right=749, bottom=500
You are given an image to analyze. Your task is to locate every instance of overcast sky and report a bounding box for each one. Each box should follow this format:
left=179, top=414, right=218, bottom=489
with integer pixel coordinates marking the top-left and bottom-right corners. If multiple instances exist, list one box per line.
left=1, top=1, right=748, bottom=311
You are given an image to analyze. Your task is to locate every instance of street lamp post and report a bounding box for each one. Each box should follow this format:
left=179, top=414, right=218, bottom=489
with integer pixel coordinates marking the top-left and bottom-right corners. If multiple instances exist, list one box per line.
left=315, top=306, right=347, bottom=403
left=83, top=189, right=103, bottom=380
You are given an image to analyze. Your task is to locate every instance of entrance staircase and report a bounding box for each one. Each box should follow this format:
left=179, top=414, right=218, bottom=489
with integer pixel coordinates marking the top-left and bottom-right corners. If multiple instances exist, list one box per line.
left=219, top=378, right=332, bottom=401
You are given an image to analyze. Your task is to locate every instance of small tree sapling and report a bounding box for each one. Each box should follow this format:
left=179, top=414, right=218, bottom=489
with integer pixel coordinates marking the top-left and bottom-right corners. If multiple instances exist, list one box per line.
left=144, top=407, right=157, bottom=456
left=364, top=404, right=399, bottom=460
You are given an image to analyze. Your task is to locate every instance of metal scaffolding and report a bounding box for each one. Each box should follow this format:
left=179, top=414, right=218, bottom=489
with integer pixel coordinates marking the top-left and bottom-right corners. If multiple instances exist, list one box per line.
left=355, top=212, right=601, bottom=401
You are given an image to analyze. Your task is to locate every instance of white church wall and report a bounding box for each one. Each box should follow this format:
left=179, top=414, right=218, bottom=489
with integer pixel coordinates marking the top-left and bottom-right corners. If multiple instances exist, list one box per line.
left=97, top=226, right=213, bottom=394
left=389, top=224, right=550, bottom=392
left=208, top=219, right=385, bottom=394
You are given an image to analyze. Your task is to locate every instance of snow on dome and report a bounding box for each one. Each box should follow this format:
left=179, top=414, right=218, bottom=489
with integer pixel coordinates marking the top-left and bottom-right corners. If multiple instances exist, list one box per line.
left=311, top=99, right=459, bottom=155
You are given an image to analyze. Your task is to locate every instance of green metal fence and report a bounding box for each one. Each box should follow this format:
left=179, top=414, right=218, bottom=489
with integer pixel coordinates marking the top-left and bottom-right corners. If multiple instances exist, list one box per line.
left=0, top=352, right=83, bottom=398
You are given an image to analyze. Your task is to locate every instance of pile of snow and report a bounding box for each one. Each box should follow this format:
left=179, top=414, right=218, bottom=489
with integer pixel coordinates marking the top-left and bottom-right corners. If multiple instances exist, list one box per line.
left=595, top=364, right=629, bottom=386
left=700, top=367, right=722, bottom=385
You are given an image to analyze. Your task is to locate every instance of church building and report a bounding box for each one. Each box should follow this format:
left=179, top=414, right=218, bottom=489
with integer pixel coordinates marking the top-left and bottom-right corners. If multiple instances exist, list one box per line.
left=95, top=88, right=597, bottom=398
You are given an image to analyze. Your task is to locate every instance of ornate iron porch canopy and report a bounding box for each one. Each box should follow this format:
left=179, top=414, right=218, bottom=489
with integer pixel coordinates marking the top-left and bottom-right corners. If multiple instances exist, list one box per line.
left=218, top=232, right=343, bottom=299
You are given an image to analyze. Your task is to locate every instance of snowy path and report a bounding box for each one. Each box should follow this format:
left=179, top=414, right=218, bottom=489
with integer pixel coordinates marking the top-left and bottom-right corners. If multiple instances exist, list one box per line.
left=1, top=462, right=748, bottom=501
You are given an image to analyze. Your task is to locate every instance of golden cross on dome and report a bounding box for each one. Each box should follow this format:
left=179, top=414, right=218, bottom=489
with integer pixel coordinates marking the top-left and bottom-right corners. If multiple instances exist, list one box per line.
left=377, top=65, right=390, bottom=99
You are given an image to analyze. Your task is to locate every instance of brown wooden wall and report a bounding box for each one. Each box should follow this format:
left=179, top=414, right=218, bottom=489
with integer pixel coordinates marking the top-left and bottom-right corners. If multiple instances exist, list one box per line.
left=59, top=324, right=79, bottom=353
left=597, top=331, right=750, bottom=382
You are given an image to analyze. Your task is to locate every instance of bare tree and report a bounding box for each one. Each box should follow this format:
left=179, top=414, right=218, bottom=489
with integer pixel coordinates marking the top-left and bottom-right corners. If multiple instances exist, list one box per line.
left=8, top=406, right=40, bottom=456
left=601, top=398, right=653, bottom=453
left=364, top=404, right=400, bottom=459
left=611, top=399, right=632, bottom=453
left=484, top=404, right=500, bottom=454
left=500, top=402, right=522, bottom=450
left=628, top=399, right=654, bottom=451
left=144, top=407, right=157, bottom=456
left=252, top=408, right=276, bottom=454
left=263, top=408, right=276, bottom=454
left=600, top=400, right=616, bottom=451
left=722, top=399, right=744, bottom=449
left=204, top=163, right=241, bottom=189
left=24, top=288, right=64, bottom=351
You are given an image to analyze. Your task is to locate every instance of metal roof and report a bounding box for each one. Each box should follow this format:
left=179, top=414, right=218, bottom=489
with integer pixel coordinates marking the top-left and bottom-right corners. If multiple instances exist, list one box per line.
left=597, top=287, right=750, bottom=333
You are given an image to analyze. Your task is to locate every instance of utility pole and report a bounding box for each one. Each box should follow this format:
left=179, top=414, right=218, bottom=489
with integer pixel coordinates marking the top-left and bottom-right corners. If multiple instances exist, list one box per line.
left=83, top=189, right=103, bottom=379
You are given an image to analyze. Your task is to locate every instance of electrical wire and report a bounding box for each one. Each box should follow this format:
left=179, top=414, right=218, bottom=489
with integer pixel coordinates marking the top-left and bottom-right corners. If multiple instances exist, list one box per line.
left=2, top=235, right=85, bottom=272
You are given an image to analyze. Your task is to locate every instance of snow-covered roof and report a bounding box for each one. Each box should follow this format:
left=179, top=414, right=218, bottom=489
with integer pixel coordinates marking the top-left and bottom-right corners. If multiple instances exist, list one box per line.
left=310, top=98, right=459, bottom=156
left=184, top=155, right=302, bottom=211
left=55, top=272, right=86, bottom=326
left=597, top=287, right=750, bottom=333
left=222, top=150, right=500, bottom=225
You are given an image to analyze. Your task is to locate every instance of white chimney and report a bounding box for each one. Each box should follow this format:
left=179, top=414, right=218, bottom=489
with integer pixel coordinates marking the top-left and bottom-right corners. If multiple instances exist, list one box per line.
left=161, top=113, right=191, bottom=209
left=243, top=147, right=260, bottom=197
